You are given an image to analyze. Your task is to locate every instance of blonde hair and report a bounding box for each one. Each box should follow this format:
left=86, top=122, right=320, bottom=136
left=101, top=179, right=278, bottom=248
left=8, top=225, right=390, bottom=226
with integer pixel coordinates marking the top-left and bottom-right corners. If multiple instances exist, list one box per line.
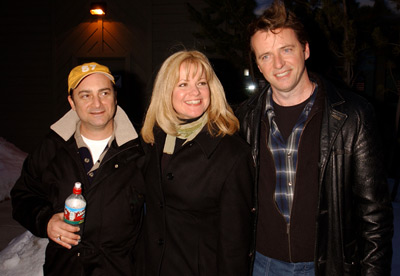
left=141, top=50, right=239, bottom=144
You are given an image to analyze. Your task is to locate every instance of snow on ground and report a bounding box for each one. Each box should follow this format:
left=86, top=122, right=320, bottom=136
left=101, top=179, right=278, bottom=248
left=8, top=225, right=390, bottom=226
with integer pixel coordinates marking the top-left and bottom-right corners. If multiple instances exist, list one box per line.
left=0, top=232, right=47, bottom=276
left=0, top=137, right=27, bottom=201
left=0, top=137, right=46, bottom=275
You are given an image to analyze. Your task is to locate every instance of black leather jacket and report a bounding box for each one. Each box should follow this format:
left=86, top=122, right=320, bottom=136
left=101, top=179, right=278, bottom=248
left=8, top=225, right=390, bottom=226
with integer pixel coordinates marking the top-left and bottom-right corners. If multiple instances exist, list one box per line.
left=235, top=74, right=393, bottom=276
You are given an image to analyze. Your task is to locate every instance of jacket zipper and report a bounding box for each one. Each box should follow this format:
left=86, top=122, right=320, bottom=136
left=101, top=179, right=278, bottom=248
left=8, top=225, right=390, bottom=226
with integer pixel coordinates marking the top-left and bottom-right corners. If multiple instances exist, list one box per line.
left=287, top=223, right=292, bottom=262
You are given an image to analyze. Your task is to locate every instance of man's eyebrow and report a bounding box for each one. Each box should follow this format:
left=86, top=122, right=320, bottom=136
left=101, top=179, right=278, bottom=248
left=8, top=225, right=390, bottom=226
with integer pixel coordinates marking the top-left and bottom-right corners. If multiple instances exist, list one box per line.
left=257, top=44, right=296, bottom=59
left=77, top=89, right=92, bottom=94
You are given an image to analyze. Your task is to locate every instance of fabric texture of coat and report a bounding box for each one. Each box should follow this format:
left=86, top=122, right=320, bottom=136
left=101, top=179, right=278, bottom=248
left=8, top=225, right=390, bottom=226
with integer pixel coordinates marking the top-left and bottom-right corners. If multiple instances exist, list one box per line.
left=235, top=73, right=394, bottom=276
left=141, top=127, right=254, bottom=276
left=11, top=106, right=145, bottom=276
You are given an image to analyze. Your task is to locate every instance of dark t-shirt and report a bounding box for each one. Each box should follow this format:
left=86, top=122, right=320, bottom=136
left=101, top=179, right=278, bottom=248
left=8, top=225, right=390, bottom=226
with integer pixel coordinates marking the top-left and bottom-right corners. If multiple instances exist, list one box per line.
left=273, top=98, right=310, bottom=141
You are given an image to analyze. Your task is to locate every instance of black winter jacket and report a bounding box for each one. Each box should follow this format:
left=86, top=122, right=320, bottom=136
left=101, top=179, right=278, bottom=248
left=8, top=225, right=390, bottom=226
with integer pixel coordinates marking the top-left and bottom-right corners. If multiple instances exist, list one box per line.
left=11, top=106, right=145, bottom=276
left=141, top=127, right=254, bottom=276
left=235, top=74, right=393, bottom=276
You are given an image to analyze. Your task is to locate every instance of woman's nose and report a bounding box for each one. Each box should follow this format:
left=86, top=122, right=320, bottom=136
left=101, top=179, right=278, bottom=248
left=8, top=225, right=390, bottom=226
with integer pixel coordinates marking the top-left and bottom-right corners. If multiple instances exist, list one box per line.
left=189, top=85, right=201, bottom=95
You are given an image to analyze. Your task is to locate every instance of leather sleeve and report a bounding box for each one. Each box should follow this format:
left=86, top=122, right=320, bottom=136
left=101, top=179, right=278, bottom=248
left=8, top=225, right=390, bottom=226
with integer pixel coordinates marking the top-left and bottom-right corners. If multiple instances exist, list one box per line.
left=351, top=101, right=393, bottom=275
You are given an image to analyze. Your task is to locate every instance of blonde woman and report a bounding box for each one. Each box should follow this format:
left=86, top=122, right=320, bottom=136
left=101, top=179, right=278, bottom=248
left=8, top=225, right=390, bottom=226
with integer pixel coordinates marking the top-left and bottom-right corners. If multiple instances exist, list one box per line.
left=141, top=50, right=254, bottom=275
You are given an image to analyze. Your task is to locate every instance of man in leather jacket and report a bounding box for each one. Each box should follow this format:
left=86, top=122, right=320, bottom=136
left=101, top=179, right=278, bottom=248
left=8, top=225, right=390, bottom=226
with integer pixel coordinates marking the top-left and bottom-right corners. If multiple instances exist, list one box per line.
left=11, top=62, right=145, bottom=275
left=235, top=2, right=393, bottom=275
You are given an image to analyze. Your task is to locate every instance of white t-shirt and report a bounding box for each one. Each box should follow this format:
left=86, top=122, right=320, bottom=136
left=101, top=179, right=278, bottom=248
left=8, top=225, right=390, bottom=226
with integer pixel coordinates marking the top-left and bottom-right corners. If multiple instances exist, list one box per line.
left=81, top=135, right=111, bottom=163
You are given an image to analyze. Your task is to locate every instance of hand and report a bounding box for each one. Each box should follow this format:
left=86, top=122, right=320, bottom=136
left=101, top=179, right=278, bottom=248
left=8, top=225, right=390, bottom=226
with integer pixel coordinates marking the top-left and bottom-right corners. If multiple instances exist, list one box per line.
left=47, top=213, right=81, bottom=249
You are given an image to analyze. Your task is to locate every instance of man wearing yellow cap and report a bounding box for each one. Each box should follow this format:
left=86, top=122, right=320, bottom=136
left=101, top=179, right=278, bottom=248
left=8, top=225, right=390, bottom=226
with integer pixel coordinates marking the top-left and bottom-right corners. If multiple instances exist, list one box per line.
left=11, top=62, right=145, bottom=275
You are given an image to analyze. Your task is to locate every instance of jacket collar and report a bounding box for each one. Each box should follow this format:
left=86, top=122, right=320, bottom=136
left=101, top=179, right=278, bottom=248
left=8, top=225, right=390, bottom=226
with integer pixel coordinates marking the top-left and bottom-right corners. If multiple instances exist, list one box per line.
left=154, top=127, right=223, bottom=159
left=310, top=72, right=346, bottom=108
left=50, top=105, right=138, bottom=146
left=191, top=130, right=223, bottom=158
left=246, top=86, right=268, bottom=111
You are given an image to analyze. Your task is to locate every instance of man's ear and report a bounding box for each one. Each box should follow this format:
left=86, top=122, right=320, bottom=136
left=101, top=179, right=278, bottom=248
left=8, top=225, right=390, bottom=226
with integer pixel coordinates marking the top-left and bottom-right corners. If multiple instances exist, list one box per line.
left=113, top=89, right=117, bottom=105
left=258, top=64, right=262, bottom=73
left=304, top=42, right=310, bottom=60
left=67, top=95, right=75, bottom=110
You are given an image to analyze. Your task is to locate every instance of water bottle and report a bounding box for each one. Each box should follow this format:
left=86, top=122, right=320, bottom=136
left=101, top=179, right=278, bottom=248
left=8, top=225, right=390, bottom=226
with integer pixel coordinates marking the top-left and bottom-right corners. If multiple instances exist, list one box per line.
left=64, top=182, right=86, bottom=242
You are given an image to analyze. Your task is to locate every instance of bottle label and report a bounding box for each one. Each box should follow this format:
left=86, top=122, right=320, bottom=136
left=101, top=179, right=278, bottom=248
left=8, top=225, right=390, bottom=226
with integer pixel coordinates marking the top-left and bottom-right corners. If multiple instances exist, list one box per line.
left=64, top=205, right=85, bottom=225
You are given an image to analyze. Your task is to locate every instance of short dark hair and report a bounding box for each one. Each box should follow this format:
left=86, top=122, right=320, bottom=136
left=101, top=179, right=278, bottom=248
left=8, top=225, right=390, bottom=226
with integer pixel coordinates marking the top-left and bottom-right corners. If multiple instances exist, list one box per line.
left=248, top=0, right=309, bottom=50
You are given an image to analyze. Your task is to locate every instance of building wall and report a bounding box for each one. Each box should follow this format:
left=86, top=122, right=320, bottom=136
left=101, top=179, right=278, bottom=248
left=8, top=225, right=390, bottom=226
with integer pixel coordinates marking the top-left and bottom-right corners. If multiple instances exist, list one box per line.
left=51, top=0, right=152, bottom=127
left=1, top=0, right=207, bottom=153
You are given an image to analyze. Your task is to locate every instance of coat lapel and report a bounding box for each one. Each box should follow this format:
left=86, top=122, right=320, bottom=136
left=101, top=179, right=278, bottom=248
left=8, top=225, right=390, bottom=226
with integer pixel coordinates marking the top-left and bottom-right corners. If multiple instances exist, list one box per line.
left=319, top=86, right=348, bottom=182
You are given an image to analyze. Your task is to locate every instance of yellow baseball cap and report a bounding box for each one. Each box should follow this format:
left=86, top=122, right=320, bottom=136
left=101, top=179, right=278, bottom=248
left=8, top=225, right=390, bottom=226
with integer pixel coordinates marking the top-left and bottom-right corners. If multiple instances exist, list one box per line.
left=68, top=62, right=115, bottom=94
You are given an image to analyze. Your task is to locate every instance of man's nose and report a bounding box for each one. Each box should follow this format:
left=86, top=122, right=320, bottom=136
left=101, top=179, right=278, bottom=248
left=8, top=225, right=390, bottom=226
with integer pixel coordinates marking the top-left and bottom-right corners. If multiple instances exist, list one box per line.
left=92, top=95, right=102, bottom=107
left=274, top=54, right=285, bottom=69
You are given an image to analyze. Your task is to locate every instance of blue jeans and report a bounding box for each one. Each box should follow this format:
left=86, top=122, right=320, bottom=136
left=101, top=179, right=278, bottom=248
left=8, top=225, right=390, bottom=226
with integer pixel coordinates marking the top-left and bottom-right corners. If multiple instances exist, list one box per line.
left=252, top=251, right=315, bottom=276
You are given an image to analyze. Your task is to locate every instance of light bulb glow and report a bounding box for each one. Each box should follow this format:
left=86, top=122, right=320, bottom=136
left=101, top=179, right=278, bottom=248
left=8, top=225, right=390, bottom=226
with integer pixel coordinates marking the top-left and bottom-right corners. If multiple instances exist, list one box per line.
left=247, top=84, right=256, bottom=91
left=90, top=8, right=105, bottom=15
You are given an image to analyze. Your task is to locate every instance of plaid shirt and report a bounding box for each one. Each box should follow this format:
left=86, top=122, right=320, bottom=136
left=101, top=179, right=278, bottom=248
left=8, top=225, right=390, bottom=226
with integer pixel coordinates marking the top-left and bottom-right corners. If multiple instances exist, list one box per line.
left=265, top=86, right=317, bottom=223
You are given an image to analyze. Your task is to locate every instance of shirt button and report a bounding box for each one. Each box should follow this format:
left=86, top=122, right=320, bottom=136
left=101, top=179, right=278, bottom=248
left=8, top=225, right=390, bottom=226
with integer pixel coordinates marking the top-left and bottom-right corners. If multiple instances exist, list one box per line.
left=89, top=172, right=94, bottom=177
left=288, top=181, right=292, bottom=186
left=84, top=158, right=90, bottom=163
left=166, top=173, right=174, bottom=180
left=251, top=207, right=256, bottom=213
left=114, top=164, right=119, bottom=169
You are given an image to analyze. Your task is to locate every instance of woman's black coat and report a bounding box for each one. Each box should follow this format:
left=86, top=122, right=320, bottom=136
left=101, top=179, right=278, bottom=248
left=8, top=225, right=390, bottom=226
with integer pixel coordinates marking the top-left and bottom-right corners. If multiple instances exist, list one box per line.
left=142, top=128, right=254, bottom=276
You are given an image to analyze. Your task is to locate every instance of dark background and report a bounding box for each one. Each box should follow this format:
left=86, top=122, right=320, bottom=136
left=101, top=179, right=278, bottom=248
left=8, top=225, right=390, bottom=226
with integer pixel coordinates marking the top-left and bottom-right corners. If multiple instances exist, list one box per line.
left=1, top=0, right=399, bottom=179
